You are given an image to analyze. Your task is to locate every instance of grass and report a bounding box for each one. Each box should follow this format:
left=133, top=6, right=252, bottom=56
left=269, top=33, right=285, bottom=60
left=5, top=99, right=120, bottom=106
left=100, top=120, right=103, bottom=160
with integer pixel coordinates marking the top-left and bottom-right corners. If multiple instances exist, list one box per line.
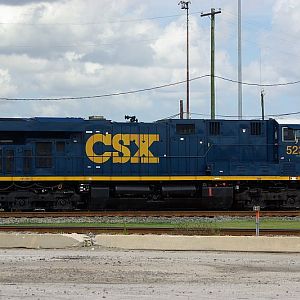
left=3, top=218, right=300, bottom=230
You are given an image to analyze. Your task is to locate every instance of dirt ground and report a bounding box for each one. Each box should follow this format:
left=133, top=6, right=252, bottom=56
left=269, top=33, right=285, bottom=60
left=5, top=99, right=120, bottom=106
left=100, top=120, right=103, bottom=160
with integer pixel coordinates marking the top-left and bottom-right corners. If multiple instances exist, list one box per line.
left=0, top=248, right=299, bottom=299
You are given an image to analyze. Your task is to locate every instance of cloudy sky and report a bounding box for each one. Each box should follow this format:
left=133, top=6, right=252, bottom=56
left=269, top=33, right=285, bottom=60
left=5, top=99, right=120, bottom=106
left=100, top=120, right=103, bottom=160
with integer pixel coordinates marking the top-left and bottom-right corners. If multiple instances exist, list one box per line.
left=0, top=0, right=299, bottom=122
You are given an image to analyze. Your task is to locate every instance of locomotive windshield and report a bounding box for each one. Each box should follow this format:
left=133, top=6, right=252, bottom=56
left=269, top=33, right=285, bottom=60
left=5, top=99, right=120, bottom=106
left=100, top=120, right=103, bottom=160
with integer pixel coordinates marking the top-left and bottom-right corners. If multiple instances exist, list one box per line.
left=282, top=127, right=300, bottom=142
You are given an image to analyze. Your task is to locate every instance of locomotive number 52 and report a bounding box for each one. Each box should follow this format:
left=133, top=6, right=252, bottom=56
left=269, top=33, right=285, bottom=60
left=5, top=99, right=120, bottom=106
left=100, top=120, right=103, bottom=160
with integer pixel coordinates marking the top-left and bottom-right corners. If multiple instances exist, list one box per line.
left=286, top=145, right=300, bottom=155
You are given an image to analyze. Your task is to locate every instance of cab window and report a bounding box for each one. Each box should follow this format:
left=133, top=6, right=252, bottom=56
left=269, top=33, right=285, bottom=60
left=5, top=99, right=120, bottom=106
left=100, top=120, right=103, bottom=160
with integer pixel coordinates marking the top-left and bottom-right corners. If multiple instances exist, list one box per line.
left=282, top=127, right=295, bottom=142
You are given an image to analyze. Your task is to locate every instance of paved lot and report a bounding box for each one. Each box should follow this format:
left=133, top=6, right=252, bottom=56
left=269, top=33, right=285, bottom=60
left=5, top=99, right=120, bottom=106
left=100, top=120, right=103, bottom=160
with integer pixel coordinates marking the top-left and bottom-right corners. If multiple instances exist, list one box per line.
left=0, top=248, right=299, bottom=299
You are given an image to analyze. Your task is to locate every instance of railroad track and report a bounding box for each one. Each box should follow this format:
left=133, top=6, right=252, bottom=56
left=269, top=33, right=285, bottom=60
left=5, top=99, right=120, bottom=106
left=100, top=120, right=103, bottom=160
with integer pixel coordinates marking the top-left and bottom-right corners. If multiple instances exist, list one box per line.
left=0, top=210, right=299, bottom=218
left=0, top=225, right=298, bottom=236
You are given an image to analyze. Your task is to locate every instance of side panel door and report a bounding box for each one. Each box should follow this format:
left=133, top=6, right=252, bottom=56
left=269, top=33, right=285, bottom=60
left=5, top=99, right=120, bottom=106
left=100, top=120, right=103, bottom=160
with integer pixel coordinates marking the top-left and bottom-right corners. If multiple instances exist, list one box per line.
left=2, top=147, right=15, bottom=176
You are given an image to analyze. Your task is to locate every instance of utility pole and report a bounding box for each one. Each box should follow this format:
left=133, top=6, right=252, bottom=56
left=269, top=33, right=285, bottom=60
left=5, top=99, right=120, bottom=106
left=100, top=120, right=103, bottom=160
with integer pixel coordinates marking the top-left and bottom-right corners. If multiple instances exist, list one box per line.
left=178, top=1, right=191, bottom=119
left=201, top=8, right=221, bottom=120
left=238, top=0, right=242, bottom=120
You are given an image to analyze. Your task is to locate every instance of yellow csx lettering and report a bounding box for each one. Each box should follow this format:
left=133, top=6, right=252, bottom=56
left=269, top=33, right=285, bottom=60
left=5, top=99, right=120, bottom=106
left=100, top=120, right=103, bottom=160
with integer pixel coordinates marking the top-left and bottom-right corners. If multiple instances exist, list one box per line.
left=85, top=133, right=160, bottom=164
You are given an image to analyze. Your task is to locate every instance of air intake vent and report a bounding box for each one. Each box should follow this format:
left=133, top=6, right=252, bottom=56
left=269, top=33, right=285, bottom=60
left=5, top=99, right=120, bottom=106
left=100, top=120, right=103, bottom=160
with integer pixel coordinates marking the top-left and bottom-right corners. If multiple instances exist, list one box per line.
left=176, top=124, right=195, bottom=134
left=251, top=122, right=262, bottom=135
left=209, top=121, right=220, bottom=135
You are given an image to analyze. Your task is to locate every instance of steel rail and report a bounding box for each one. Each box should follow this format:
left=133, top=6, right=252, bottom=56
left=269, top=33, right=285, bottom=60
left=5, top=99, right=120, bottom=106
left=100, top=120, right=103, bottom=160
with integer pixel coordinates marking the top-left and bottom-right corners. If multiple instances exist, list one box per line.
left=0, top=211, right=299, bottom=218
left=0, top=225, right=299, bottom=236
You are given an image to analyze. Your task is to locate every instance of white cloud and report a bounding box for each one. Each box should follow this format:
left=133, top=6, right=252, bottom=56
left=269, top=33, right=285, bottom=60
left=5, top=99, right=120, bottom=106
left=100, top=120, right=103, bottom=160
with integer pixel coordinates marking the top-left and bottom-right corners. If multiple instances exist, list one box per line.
left=0, top=68, right=17, bottom=96
left=0, top=0, right=298, bottom=122
left=65, top=51, right=85, bottom=62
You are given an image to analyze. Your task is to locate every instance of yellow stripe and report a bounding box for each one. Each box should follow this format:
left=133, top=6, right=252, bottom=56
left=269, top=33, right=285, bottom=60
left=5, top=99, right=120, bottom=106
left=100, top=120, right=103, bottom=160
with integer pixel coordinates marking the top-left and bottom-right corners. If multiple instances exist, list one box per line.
left=0, top=176, right=298, bottom=181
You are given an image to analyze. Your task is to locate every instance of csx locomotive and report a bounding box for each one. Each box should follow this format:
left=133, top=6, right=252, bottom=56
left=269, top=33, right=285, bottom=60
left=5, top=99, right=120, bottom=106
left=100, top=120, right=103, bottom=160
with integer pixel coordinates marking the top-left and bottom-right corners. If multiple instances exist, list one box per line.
left=0, top=116, right=299, bottom=210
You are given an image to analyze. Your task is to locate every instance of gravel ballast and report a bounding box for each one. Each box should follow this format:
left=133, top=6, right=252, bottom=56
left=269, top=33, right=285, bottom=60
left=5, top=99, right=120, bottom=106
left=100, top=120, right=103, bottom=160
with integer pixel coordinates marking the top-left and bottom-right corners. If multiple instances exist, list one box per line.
left=0, top=216, right=299, bottom=225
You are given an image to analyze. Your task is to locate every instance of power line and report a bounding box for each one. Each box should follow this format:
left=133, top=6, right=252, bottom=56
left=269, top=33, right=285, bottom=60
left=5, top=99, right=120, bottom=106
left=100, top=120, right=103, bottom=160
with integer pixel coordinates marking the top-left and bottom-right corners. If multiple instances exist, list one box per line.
left=0, top=75, right=210, bottom=101
left=1, top=74, right=300, bottom=101
left=269, top=111, right=300, bottom=117
left=222, top=11, right=300, bottom=44
left=159, top=113, right=181, bottom=120
left=192, top=111, right=300, bottom=118
left=3, top=9, right=299, bottom=62
left=1, top=37, right=161, bottom=49
left=0, top=11, right=203, bottom=26
left=214, top=75, right=300, bottom=87
left=218, top=14, right=300, bottom=61
left=0, top=14, right=182, bottom=26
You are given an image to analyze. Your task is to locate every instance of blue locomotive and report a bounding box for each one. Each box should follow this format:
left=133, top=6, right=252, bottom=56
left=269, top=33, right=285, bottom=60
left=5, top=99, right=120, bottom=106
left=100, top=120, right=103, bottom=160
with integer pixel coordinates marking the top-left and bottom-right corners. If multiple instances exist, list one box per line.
left=0, top=116, right=299, bottom=210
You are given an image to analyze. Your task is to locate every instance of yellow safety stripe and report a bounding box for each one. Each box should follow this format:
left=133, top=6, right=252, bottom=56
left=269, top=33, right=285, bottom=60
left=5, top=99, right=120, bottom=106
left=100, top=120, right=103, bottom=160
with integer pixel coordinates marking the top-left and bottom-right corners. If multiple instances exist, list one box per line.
left=0, top=176, right=298, bottom=181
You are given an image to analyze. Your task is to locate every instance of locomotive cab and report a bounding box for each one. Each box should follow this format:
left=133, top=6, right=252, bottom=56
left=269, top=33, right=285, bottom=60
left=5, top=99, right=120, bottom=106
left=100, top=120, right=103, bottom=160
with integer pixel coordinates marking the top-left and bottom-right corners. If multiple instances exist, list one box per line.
left=278, top=124, right=300, bottom=175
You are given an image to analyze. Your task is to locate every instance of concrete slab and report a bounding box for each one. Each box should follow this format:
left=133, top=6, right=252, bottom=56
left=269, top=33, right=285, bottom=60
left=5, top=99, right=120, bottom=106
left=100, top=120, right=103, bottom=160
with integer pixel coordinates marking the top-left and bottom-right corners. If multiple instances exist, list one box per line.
left=94, top=235, right=300, bottom=253
left=0, top=233, right=299, bottom=252
left=0, top=233, right=88, bottom=249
